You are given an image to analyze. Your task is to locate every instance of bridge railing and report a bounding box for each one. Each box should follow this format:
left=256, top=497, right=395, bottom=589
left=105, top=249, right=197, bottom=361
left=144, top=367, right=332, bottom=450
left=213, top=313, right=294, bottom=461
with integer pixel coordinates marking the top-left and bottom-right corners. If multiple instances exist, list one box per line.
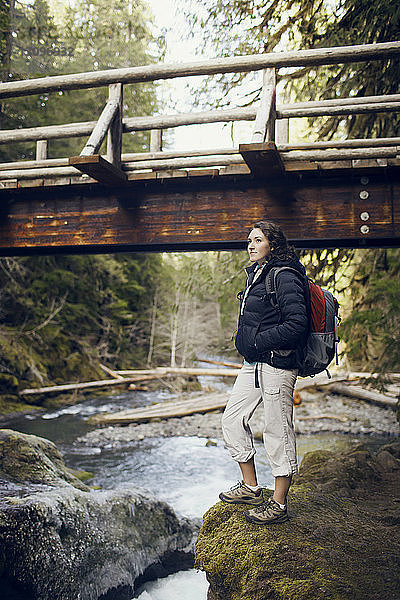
left=1, top=41, right=400, bottom=186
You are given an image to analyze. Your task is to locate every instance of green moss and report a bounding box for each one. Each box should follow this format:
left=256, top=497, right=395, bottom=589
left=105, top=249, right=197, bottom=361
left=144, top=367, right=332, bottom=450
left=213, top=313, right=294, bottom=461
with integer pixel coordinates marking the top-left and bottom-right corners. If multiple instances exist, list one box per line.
left=0, top=429, right=90, bottom=491
left=67, top=468, right=94, bottom=482
left=196, top=445, right=400, bottom=600
left=0, top=397, right=42, bottom=415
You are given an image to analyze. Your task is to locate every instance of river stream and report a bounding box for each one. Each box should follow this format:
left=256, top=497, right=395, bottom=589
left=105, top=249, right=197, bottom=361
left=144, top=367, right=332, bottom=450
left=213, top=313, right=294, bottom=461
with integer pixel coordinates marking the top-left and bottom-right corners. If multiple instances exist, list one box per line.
left=3, top=385, right=392, bottom=600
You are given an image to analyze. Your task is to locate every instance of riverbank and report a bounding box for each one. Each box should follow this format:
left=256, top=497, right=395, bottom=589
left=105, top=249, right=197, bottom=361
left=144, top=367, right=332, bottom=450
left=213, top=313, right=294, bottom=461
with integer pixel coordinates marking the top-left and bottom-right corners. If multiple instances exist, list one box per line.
left=78, top=388, right=398, bottom=449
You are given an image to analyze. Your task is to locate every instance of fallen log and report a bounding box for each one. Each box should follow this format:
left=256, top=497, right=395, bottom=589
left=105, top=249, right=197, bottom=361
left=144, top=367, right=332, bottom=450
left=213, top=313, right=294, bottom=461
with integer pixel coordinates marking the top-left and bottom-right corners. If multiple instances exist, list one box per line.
left=295, top=371, right=400, bottom=390
left=115, top=367, right=240, bottom=377
left=129, top=385, right=149, bottom=392
left=319, top=383, right=398, bottom=410
left=90, top=393, right=229, bottom=425
left=19, top=376, right=154, bottom=396
left=19, top=367, right=240, bottom=397
left=345, top=371, right=400, bottom=379
left=196, top=358, right=243, bottom=369
left=99, top=363, right=124, bottom=379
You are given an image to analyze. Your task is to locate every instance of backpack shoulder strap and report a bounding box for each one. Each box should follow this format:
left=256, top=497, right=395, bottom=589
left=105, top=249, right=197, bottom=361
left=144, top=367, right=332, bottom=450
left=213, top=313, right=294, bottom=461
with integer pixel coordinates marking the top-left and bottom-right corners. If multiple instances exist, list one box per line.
left=265, top=266, right=304, bottom=310
left=264, top=267, right=280, bottom=310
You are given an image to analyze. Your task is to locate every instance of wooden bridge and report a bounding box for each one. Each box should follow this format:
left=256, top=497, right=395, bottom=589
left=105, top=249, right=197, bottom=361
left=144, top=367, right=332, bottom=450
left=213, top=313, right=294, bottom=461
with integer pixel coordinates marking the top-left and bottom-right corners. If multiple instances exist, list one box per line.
left=1, top=41, right=400, bottom=255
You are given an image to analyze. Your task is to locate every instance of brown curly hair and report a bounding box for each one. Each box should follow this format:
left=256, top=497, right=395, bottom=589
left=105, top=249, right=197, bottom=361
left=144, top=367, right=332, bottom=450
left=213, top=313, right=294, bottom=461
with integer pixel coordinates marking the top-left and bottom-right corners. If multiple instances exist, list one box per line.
left=252, top=220, right=296, bottom=261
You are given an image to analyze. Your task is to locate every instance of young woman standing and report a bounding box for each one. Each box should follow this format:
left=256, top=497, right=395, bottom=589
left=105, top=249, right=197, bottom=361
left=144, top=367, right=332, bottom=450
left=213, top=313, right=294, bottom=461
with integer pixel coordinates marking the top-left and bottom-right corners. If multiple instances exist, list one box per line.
left=219, top=221, right=308, bottom=524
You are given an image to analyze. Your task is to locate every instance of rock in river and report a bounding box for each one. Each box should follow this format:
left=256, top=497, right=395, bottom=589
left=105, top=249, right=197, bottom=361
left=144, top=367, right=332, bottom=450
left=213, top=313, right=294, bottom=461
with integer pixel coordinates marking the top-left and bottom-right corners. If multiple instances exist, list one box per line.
left=195, top=441, right=400, bottom=600
left=0, top=429, right=194, bottom=600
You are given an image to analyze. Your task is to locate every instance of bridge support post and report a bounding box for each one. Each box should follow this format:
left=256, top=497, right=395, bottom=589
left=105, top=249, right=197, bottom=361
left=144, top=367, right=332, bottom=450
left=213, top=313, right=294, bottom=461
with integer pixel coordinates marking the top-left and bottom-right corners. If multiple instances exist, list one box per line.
left=252, top=68, right=276, bottom=143
left=36, top=140, right=48, bottom=161
left=276, top=118, right=289, bottom=144
left=241, top=69, right=283, bottom=175
left=69, top=83, right=126, bottom=185
left=107, top=83, right=123, bottom=168
left=150, top=129, right=162, bottom=152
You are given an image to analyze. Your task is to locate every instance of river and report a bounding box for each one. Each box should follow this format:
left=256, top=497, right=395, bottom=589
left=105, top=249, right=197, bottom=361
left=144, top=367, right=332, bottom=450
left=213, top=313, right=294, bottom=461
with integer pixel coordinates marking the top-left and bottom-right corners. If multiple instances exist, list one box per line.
left=3, top=385, right=392, bottom=600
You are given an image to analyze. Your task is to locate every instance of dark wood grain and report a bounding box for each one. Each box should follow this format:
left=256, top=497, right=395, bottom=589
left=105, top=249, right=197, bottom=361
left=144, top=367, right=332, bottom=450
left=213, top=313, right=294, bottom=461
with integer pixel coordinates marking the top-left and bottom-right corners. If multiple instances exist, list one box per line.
left=0, top=168, right=399, bottom=255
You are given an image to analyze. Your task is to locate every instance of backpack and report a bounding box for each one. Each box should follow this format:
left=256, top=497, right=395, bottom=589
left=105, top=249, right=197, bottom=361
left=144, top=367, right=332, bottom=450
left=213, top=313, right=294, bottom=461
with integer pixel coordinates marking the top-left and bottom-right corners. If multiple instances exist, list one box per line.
left=265, top=267, right=340, bottom=378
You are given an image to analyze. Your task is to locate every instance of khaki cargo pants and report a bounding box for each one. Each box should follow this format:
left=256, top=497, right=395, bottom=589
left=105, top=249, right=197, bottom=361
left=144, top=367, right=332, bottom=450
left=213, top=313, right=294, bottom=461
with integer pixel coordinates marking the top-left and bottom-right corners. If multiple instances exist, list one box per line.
left=221, top=362, right=298, bottom=477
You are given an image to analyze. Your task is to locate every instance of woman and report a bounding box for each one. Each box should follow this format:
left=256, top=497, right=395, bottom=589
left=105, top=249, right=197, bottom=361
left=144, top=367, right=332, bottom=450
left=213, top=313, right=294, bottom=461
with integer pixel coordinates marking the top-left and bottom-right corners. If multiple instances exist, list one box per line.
left=219, top=220, right=308, bottom=524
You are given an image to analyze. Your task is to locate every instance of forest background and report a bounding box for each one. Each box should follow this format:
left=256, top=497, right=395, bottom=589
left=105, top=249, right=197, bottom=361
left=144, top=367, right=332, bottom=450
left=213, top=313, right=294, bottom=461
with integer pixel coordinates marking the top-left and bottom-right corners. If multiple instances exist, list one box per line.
left=0, top=0, right=399, bottom=412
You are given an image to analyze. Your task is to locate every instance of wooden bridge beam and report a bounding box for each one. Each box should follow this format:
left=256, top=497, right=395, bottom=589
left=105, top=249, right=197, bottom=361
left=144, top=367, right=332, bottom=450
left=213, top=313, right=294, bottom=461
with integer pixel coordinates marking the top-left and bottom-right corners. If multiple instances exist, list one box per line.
left=68, top=155, right=127, bottom=186
left=0, top=169, right=399, bottom=255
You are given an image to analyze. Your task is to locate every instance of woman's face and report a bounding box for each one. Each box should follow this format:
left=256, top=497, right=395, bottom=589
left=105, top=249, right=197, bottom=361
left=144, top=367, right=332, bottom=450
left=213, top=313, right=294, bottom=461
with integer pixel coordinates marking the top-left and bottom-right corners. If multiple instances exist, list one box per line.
left=247, top=228, right=271, bottom=264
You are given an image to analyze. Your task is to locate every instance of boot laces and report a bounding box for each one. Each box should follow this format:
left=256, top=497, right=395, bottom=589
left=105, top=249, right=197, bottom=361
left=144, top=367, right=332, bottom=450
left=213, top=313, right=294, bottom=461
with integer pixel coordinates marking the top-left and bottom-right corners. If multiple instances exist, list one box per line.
left=229, top=481, right=243, bottom=492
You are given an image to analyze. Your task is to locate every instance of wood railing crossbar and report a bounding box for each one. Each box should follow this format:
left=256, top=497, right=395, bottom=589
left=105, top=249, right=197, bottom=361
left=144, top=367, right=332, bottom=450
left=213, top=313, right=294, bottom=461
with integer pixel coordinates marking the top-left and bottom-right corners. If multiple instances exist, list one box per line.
left=1, top=145, right=400, bottom=180
left=281, top=101, right=400, bottom=119
left=1, top=41, right=399, bottom=99
left=2, top=138, right=400, bottom=175
left=122, top=155, right=244, bottom=171
left=3, top=138, right=400, bottom=172
left=2, top=95, right=400, bottom=146
left=121, top=146, right=400, bottom=170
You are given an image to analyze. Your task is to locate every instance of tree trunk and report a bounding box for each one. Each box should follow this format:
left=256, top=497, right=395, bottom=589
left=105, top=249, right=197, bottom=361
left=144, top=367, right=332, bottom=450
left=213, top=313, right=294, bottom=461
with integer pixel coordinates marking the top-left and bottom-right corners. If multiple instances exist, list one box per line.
left=146, top=291, right=157, bottom=367
left=180, top=288, right=191, bottom=368
left=170, top=287, right=180, bottom=368
left=0, top=0, right=15, bottom=129
left=2, top=0, right=14, bottom=83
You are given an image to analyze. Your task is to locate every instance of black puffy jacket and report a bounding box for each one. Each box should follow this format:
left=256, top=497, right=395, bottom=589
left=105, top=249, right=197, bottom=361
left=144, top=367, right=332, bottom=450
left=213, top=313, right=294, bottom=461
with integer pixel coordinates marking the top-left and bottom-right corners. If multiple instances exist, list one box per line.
left=235, top=254, right=308, bottom=369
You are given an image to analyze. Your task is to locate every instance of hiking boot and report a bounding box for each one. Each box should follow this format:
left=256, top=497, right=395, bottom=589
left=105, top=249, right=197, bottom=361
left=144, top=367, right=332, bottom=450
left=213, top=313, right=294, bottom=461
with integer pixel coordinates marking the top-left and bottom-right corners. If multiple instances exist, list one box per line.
left=219, top=481, right=263, bottom=506
left=244, top=497, right=289, bottom=524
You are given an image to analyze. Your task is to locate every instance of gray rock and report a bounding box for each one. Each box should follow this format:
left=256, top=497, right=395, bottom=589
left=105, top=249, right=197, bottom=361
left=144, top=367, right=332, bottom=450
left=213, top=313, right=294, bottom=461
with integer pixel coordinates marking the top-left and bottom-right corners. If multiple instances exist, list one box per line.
left=0, top=429, right=194, bottom=600
left=376, top=449, right=400, bottom=472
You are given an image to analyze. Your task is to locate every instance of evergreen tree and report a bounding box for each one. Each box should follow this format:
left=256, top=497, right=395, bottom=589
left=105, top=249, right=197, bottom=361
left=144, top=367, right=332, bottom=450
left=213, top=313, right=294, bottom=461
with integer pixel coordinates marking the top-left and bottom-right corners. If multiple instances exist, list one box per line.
left=0, top=252, right=163, bottom=395
left=185, top=0, right=400, bottom=138
left=340, top=249, right=400, bottom=373
left=0, top=0, right=164, bottom=161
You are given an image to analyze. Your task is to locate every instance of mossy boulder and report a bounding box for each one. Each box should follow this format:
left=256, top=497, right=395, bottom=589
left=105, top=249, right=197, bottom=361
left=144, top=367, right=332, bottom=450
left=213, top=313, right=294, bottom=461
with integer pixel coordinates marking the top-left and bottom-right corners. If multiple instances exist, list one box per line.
left=0, top=429, right=89, bottom=491
left=195, top=443, right=400, bottom=600
left=0, top=429, right=194, bottom=600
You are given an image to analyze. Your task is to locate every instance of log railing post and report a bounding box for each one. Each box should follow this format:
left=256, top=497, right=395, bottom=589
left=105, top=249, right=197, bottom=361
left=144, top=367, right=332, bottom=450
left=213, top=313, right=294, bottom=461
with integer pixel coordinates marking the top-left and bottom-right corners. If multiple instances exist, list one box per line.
left=80, top=95, right=119, bottom=157
left=36, top=140, right=48, bottom=160
left=107, top=83, right=123, bottom=167
left=150, top=129, right=162, bottom=152
left=70, top=83, right=126, bottom=185
left=252, top=68, right=276, bottom=143
left=276, top=118, right=289, bottom=144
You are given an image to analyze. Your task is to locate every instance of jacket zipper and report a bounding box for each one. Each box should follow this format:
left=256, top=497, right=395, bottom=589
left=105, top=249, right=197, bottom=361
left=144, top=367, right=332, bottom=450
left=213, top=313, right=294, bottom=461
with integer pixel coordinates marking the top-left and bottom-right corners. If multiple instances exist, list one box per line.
left=240, top=264, right=265, bottom=315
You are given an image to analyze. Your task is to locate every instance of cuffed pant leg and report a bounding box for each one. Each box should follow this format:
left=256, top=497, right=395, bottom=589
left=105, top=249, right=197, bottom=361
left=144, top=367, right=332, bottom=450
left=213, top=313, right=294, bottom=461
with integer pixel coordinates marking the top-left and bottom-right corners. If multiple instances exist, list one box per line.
left=259, top=364, right=298, bottom=477
left=221, top=363, right=262, bottom=463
